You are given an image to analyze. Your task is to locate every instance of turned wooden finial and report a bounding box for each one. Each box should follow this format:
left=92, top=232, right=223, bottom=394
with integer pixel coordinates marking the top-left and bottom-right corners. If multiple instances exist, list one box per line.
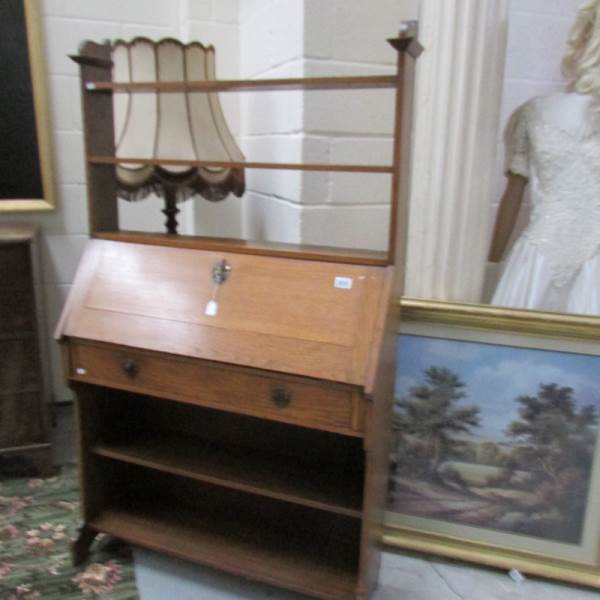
left=388, top=21, right=424, bottom=58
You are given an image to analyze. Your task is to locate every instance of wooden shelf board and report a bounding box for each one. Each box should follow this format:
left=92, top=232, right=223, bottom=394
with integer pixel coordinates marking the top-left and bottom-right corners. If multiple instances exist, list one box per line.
left=92, top=230, right=390, bottom=266
left=91, top=436, right=363, bottom=518
left=87, top=155, right=393, bottom=174
left=86, top=74, right=398, bottom=94
left=90, top=504, right=358, bottom=600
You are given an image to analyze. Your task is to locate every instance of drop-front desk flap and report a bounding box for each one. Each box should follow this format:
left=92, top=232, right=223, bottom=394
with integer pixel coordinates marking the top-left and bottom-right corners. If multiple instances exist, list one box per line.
left=56, top=240, right=393, bottom=387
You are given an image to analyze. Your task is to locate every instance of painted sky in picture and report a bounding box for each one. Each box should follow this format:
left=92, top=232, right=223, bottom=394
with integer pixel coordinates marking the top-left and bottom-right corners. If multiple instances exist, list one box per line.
left=396, top=334, right=600, bottom=442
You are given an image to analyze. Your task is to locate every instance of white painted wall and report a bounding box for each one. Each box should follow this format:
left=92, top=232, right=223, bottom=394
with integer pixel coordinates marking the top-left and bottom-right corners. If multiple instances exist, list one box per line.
left=301, top=0, right=413, bottom=251
left=239, top=0, right=419, bottom=251
left=239, top=0, right=304, bottom=244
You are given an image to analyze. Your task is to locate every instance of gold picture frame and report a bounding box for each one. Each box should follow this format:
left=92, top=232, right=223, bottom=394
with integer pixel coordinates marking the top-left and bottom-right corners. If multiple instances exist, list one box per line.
left=0, top=0, right=55, bottom=212
left=385, top=298, right=600, bottom=588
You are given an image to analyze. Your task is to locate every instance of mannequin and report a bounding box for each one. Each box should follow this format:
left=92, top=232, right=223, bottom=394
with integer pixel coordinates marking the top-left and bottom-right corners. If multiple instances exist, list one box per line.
left=488, top=0, right=600, bottom=315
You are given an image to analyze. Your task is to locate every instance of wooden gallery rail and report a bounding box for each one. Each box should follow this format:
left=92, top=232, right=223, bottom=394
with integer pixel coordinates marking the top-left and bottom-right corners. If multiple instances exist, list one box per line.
left=71, top=24, right=422, bottom=267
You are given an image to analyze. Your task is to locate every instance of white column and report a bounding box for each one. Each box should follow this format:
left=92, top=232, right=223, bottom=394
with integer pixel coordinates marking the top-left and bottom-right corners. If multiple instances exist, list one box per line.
left=405, top=0, right=508, bottom=303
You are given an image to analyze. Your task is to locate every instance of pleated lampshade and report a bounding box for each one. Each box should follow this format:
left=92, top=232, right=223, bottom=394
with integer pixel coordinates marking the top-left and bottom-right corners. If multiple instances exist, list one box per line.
left=111, top=38, right=245, bottom=226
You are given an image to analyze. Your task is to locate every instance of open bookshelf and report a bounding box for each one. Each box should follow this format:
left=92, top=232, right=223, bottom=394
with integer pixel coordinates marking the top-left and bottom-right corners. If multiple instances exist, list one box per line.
left=60, top=21, right=422, bottom=600
left=74, top=386, right=367, bottom=599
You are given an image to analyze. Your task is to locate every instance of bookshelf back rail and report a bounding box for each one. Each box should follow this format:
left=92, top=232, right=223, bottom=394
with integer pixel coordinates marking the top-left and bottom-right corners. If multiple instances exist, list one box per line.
left=85, top=75, right=398, bottom=94
left=87, top=156, right=394, bottom=174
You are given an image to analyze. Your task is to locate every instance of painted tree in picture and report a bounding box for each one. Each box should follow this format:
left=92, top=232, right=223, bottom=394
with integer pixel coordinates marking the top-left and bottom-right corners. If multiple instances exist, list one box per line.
left=393, top=367, right=480, bottom=478
left=389, top=335, right=600, bottom=544
left=503, top=383, right=597, bottom=542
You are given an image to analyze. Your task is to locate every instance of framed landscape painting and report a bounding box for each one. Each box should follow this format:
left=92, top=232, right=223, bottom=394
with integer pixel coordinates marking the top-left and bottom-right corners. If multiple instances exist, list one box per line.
left=385, top=299, right=600, bottom=587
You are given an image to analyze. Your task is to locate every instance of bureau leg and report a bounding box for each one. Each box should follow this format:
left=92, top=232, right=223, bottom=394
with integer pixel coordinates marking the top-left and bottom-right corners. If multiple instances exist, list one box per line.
left=71, top=524, right=98, bottom=566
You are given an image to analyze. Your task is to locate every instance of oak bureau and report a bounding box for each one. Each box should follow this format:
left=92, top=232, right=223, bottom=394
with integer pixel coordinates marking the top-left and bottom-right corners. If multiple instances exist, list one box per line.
left=57, top=23, right=421, bottom=599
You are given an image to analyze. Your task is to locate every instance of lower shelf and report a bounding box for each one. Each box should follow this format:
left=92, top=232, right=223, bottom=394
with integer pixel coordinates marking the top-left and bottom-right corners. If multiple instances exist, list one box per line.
left=90, top=503, right=359, bottom=600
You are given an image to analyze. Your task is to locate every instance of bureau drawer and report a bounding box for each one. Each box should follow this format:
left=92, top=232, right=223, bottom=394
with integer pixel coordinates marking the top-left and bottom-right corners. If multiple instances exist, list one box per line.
left=69, top=342, right=364, bottom=436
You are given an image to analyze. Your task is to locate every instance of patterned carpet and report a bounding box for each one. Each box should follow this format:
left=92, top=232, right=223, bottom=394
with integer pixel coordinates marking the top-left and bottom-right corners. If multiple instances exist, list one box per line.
left=0, top=464, right=138, bottom=599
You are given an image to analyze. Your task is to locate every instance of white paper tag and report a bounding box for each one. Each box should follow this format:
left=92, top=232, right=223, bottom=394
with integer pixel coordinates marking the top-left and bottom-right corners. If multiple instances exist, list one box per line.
left=334, top=276, right=353, bottom=290
left=508, top=569, right=526, bottom=584
left=204, top=300, right=218, bottom=316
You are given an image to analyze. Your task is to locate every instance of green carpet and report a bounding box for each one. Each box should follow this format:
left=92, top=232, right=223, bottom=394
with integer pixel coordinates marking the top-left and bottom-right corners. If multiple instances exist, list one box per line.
left=0, top=464, right=138, bottom=599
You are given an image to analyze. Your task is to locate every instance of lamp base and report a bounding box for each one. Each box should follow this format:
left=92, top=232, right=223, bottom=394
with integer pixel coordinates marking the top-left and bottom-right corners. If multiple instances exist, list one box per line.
left=162, top=189, right=180, bottom=234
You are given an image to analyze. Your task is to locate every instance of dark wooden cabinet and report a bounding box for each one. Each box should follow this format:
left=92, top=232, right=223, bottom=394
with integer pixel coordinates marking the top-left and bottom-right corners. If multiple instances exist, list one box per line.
left=0, top=223, right=51, bottom=474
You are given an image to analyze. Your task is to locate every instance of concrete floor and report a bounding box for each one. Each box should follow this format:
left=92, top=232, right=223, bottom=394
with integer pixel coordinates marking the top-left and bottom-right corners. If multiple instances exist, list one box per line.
left=134, top=547, right=599, bottom=600
left=375, top=551, right=598, bottom=600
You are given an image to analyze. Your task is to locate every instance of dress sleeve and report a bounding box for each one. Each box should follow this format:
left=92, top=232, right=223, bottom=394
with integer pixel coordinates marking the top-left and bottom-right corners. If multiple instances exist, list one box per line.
left=503, top=103, right=530, bottom=179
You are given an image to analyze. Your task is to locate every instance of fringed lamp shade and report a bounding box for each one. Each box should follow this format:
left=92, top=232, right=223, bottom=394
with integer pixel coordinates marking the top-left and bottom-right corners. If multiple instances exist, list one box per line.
left=111, top=38, right=245, bottom=233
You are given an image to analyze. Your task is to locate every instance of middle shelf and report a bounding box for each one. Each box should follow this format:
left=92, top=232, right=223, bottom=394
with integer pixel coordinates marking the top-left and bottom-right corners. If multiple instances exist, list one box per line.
left=84, top=386, right=366, bottom=520
left=91, top=433, right=363, bottom=518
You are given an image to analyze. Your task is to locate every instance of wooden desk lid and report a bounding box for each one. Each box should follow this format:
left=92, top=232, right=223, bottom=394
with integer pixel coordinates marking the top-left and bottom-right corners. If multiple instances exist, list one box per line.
left=56, top=240, right=392, bottom=386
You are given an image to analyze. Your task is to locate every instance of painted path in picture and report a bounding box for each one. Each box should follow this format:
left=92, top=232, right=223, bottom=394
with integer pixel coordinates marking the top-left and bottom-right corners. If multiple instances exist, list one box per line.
left=389, top=334, right=600, bottom=545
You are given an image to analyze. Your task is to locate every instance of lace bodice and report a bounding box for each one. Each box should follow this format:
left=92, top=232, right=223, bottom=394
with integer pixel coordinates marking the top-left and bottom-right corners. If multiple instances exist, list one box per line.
left=504, top=96, right=600, bottom=286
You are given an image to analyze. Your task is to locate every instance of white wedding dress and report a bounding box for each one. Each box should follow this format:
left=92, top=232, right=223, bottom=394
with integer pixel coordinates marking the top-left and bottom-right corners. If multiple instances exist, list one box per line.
left=492, top=94, right=600, bottom=315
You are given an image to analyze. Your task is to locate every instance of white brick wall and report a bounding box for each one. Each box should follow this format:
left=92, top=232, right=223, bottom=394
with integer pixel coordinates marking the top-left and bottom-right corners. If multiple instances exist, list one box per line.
left=239, top=0, right=304, bottom=244
left=240, top=0, right=419, bottom=250
left=301, top=1, right=418, bottom=251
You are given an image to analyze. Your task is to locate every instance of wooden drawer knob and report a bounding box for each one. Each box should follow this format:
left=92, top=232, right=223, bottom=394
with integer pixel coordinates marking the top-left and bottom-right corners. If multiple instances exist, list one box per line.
left=271, top=387, right=291, bottom=408
left=121, top=359, right=139, bottom=378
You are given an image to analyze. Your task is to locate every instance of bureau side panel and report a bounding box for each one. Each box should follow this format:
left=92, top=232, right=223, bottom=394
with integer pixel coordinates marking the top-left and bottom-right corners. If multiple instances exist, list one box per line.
left=357, top=274, right=398, bottom=598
